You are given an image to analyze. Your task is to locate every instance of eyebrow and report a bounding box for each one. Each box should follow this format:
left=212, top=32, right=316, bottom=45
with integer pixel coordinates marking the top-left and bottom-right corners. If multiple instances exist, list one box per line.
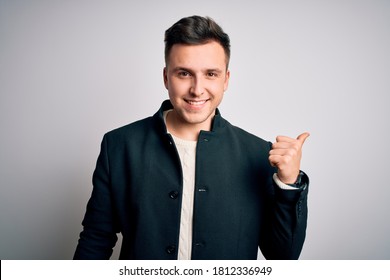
left=172, top=67, right=224, bottom=73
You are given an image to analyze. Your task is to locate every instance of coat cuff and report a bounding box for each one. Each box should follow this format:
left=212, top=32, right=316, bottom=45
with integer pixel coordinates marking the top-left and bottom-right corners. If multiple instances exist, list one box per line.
left=273, top=171, right=309, bottom=190
left=273, top=173, right=300, bottom=190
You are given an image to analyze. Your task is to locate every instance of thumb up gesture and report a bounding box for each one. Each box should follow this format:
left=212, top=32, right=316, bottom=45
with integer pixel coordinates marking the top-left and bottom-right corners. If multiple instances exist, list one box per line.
left=269, top=132, right=310, bottom=184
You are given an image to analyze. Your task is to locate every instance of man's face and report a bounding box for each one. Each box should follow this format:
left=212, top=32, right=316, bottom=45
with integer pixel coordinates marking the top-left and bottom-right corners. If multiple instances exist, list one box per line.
left=163, top=41, right=230, bottom=131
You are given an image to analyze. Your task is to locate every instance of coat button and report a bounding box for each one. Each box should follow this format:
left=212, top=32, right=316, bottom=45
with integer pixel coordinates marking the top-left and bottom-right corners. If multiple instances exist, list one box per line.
left=166, top=245, right=176, bottom=254
left=195, top=242, right=205, bottom=247
left=169, top=191, right=179, bottom=199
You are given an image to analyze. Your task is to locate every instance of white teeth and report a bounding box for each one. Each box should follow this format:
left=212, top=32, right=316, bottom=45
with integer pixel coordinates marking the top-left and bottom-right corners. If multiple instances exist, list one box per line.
left=187, top=100, right=206, bottom=105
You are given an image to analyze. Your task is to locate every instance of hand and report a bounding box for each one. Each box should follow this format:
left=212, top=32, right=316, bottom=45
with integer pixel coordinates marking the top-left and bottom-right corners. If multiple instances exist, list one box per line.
left=269, top=132, right=310, bottom=184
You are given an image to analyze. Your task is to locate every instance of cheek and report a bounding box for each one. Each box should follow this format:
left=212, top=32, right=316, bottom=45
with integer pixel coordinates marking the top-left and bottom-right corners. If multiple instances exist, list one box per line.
left=208, top=81, right=226, bottom=95
left=169, top=79, right=190, bottom=96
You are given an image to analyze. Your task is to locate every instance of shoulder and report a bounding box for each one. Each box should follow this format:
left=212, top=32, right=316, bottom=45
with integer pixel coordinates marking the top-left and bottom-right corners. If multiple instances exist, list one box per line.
left=217, top=117, right=276, bottom=176
left=221, top=117, right=271, bottom=150
left=103, top=116, right=156, bottom=143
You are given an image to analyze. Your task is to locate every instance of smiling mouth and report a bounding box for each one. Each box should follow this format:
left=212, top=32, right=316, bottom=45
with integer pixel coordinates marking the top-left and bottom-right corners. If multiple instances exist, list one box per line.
left=185, top=99, right=208, bottom=106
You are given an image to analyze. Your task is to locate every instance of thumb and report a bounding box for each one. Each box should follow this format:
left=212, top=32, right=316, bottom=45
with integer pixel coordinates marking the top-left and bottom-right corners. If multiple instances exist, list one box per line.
left=297, top=132, right=310, bottom=145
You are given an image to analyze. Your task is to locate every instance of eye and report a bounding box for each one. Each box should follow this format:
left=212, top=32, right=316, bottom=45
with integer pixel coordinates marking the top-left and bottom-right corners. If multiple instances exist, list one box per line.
left=178, top=71, right=191, bottom=77
left=207, top=72, right=218, bottom=78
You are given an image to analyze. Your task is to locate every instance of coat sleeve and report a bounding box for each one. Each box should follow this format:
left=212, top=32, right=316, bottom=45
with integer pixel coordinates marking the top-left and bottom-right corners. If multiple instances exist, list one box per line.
left=74, top=135, right=118, bottom=259
left=259, top=168, right=309, bottom=260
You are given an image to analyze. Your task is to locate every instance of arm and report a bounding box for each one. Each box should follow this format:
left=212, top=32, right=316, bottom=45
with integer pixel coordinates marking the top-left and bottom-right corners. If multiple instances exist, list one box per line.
left=259, top=132, right=310, bottom=259
left=259, top=171, right=309, bottom=259
left=74, top=135, right=118, bottom=260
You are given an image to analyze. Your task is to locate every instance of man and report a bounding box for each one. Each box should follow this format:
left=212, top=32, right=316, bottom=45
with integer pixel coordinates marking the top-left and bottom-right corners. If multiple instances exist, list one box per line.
left=74, top=15, right=309, bottom=260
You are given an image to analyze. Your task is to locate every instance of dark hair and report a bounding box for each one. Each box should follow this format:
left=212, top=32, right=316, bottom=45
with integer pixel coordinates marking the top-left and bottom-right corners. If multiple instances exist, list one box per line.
left=164, top=15, right=231, bottom=67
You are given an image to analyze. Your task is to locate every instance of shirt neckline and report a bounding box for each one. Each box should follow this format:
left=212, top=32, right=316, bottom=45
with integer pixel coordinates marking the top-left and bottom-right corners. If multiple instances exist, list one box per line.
left=163, top=110, right=197, bottom=146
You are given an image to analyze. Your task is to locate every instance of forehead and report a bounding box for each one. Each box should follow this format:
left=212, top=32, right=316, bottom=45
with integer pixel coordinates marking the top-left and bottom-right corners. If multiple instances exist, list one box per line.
left=167, top=41, right=227, bottom=68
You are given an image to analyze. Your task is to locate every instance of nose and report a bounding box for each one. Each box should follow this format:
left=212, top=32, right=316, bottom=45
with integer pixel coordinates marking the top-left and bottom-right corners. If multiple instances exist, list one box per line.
left=190, top=77, right=204, bottom=96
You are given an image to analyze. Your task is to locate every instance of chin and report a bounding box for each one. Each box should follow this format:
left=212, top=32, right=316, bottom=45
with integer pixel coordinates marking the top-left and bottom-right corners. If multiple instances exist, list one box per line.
left=184, top=112, right=214, bottom=125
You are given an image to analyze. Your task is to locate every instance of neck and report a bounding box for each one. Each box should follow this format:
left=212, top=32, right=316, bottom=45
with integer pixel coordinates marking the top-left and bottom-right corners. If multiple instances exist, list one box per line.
left=166, top=110, right=212, bottom=141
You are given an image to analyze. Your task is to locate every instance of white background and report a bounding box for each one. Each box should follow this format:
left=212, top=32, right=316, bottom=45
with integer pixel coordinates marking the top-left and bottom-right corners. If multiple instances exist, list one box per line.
left=1, top=0, right=389, bottom=259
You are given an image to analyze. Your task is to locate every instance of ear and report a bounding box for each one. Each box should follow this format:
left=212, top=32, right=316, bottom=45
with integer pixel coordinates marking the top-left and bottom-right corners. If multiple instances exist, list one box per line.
left=223, top=69, right=230, bottom=92
left=163, top=67, right=168, bottom=89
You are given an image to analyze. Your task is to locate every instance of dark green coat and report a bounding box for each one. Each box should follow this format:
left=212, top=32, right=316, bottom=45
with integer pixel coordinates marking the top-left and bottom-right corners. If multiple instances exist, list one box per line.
left=74, top=100, right=309, bottom=260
